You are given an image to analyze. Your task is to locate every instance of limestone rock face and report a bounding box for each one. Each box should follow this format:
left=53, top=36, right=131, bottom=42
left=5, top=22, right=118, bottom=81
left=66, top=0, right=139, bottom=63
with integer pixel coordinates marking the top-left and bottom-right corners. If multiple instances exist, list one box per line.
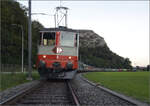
left=78, top=30, right=106, bottom=48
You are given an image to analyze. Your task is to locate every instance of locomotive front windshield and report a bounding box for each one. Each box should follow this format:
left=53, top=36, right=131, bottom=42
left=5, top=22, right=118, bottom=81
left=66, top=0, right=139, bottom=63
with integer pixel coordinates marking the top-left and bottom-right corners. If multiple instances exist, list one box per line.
left=60, top=32, right=75, bottom=47
left=40, top=32, right=55, bottom=46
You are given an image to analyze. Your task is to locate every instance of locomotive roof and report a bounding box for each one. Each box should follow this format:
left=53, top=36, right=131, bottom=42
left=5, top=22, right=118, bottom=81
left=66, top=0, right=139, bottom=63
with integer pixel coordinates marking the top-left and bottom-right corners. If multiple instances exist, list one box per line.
left=40, top=26, right=78, bottom=33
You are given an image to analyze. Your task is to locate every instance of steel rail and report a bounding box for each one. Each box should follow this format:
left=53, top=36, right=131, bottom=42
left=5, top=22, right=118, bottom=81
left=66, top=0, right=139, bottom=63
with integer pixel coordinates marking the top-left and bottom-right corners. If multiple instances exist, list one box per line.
left=67, top=80, right=80, bottom=106
left=1, top=80, right=80, bottom=106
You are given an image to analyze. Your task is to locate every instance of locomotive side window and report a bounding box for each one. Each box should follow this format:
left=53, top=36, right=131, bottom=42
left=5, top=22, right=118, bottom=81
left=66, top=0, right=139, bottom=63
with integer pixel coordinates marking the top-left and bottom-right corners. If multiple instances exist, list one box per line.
left=60, top=31, right=75, bottom=47
left=40, top=32, right=55, bottom=46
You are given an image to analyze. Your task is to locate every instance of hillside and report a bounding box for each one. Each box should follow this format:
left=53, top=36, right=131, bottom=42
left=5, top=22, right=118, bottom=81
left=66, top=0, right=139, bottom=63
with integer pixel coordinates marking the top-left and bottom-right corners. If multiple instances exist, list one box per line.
left=78, top=30, right=132, bottom=69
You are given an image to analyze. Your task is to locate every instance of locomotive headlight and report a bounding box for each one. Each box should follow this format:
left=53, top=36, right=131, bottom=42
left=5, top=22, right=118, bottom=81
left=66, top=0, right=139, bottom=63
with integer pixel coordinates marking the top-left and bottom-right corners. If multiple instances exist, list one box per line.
left=68, top=56, right=71, bottom=59
left=43, top=55, right=46, bottom=58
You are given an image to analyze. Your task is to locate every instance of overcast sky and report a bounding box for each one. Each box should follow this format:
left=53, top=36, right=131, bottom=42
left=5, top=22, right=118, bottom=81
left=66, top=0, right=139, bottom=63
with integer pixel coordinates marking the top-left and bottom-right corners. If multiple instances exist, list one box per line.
left=17, top=0, right=149, bottom=67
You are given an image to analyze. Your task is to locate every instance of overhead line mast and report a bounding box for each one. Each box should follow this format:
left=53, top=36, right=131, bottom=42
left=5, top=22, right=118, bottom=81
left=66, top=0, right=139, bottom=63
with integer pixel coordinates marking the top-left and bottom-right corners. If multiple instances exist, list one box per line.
left=27, top=0, right=32, bottom=80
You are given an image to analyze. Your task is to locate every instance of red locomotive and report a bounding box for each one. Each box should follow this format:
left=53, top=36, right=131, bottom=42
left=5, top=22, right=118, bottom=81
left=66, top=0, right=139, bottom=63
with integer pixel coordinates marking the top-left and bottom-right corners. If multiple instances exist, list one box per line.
left=36, top=26, right=79, bottom=79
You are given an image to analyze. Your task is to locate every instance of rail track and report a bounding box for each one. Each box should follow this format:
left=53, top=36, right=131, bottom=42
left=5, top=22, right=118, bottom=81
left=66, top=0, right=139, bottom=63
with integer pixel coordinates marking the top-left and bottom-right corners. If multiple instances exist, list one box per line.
left=1, top=74, right=148, bottom=106
left=1, top=80, right=80, bottom=106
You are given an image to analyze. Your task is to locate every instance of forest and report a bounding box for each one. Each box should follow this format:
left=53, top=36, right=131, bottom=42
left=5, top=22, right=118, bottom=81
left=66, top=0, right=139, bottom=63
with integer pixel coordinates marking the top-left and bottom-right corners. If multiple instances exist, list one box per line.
left=1, top=0, right=43, bottom=65
left=79, top=46, right=132, bottom=69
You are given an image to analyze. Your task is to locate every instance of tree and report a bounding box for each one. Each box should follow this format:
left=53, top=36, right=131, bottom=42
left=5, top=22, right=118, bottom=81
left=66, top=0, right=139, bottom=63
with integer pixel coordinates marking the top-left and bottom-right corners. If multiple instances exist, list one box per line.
left=124, top=58, right=132, bottom=69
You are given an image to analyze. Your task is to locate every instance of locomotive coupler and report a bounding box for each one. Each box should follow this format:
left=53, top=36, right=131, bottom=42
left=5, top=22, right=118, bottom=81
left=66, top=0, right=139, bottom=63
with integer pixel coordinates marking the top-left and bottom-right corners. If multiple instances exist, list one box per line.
left=66, top=61, right=73, bottom=70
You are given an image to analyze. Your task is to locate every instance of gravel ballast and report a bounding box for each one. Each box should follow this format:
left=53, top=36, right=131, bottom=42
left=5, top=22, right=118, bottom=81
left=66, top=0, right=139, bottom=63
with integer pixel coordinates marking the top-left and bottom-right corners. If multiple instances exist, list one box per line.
left=0, top=80, right=40, bottom=104
left=71, top=74, right=137, bottom=106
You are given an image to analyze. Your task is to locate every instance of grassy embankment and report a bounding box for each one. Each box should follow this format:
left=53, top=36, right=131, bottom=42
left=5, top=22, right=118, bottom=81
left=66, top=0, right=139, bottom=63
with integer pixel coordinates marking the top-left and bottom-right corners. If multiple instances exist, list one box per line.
left=83, top=72, right=149, bottom=103
left=0, top=71, right=40, bottom=91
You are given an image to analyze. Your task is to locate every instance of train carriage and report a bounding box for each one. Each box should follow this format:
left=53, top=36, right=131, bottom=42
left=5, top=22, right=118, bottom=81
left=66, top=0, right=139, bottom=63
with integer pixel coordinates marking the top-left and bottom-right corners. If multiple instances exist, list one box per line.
left=36, top=26, right=79, bottom=79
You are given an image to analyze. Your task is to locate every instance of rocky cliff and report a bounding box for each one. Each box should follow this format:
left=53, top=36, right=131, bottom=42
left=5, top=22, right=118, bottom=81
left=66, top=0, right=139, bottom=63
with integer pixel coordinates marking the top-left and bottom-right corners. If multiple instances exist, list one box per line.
left=78, top=30, right=106, bottom=48
left=78, top=29, right=132, bottom=69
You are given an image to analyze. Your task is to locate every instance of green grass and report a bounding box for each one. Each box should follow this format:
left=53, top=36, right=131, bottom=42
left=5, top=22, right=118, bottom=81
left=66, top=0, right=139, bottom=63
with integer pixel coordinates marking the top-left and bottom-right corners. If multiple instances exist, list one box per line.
left=83, top=72, right=150, bottom=103
left=0, top=71, right=40, bottom=91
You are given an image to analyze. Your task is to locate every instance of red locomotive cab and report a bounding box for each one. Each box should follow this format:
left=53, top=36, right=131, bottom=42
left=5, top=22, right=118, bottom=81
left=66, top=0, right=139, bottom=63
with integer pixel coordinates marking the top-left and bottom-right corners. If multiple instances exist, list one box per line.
left=36, top=28, right=79, bottom=79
